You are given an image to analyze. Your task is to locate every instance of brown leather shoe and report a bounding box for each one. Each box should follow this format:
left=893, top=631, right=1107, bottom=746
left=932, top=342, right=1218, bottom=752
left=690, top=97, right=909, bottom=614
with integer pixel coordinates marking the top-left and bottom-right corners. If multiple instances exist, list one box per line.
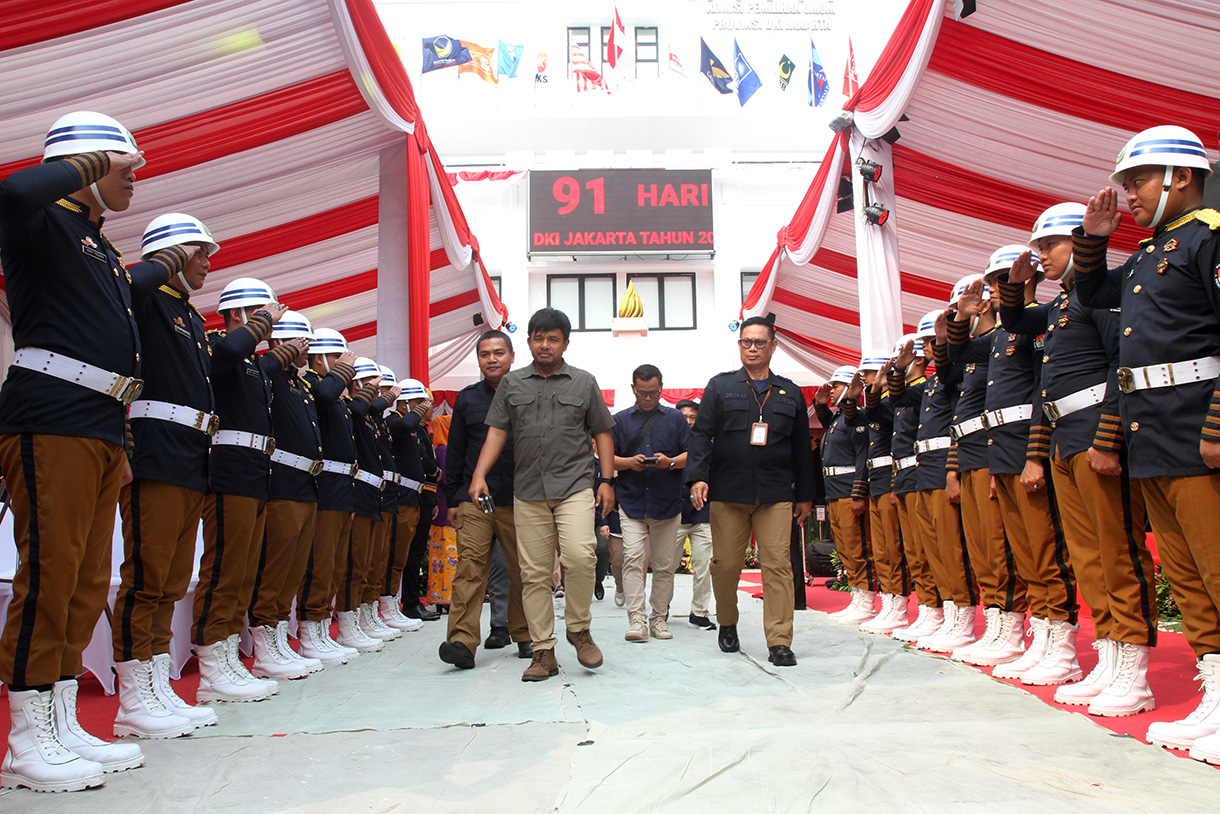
left=566, top=629, right=603, bottom=669
left=521, top=647, right=558, bottom=682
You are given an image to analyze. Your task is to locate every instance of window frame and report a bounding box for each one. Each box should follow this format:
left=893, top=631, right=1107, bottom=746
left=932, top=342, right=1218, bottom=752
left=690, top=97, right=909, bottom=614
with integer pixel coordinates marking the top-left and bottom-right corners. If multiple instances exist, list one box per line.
left=546, top=273, right=618, bottom=332
left=567, top=27, right=592, bottom=78
left=634, top=26, right=659, bottom=79
left=626, top=272, right=697, bottom=331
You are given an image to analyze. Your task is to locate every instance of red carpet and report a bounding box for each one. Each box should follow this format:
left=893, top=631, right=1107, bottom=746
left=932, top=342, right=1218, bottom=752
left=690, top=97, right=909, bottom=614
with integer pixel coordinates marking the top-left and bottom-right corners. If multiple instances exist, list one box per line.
left=739, top=572, right=1210, bottom=763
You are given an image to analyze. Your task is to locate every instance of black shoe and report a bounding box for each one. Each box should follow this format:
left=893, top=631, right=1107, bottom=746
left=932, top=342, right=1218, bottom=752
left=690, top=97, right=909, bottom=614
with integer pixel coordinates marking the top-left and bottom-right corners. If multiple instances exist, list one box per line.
left=438, top=640, right=475, bottom=670
left=767, top=645, right=797, bottom=667
left=594, top=581, right=605, bottom=601
left=405, top=602, right=442, bottom=622
left=517, top=641, right=534, bottom=659
left=718, top=623, right=739, bottom=653
left=688, top=614, right=716, bottom=630
left=484, top=626, right=511, bottom=649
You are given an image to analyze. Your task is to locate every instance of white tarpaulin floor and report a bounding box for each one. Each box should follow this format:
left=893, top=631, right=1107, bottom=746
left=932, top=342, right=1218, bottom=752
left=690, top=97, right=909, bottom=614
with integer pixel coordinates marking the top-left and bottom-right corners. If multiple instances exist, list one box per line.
left=5, top=575, right=1219, bottom=813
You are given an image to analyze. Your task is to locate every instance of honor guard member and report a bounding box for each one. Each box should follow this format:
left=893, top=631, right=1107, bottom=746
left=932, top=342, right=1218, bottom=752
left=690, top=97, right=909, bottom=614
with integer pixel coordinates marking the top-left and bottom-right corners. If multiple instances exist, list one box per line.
left=1075, top=126, right=1220, bottom=750
left=674, top=399, right=716, bottom=630
left=191, top=278, right=283, bottom=704
left=858, top=350, right=912, bottom=634
left=947, top=275, right=1030, bottom=660
left=399, top=382, right=442, bottom=623
left=382, top=380, right=430, bottom=631
left=335, top=358, right=394, bottom=651
left=0, top=112, right=154, bottom=792
left=112, top=215, right=225, bottom=743
left=363, top=365, right=405, bottom=638
left=246, top=311, right=325, bottom=680
left=295, top=329, right=360, bottom=664
left=1000, top=203, right=1158, bottom=696
left=817, top=366, right=874, bottom=625
left=438, top=330, right=532, bottom=669
left=688, top=316, right=814, bottom=667
left=884, top=334, right=942, bottom=642
left=906, top=309, right=979, bottom=653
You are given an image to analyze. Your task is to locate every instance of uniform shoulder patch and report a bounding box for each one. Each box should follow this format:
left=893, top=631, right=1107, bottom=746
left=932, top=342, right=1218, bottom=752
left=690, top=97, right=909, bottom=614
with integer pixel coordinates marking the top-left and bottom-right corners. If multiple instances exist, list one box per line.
left=206, top=329, right=224, bottom=338
left=1196, top=208, right=1220, bottom=231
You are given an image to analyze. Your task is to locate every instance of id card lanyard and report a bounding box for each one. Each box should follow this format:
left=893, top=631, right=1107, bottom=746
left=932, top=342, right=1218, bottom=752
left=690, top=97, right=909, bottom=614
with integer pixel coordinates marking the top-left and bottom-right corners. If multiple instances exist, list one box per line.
left=750, top=380, right=771, bottom=446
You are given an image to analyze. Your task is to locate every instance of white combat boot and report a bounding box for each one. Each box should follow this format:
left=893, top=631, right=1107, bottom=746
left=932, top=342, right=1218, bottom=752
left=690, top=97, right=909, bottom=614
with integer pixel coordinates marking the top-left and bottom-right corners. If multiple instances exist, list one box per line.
left=859, top=594, right=901, bottom=633
left=251, top=625, right=310, bottom=680
left=52, top=680, right=145, bottom=773
left=336, top=609, right=384, bottom=653
left=360, top=602, right=400, bottom=641
left=993, top=617, right=1051, bottom=679
left=323, top=615, right=360, bottom=659
left=150, top=653, right=218, bottom=727
left=920, top=604, right=976, bottom=653
left=1087, top=642, right=1155, bottom=717
left=951, top=607, right=1002, bottom=663
left=112, top=660, right=196, bottom=739
left=298, top=619, right=349, bottom=665
left=837, top=589, right=878, bottom=624
left=828, top=588, right=862, bottom=620
left=1020, top=620, right=1081, bottom=685
left=224, top=634, right=279, bottom=696
left=1054, top=638, right=1115, bottom=704
left=1150, top=653, right=1220, bottom=751
left=1, top=688, right=106, bottom=793
left=893, top=603, right=944, bottom=643
left=275, top=622, right=324, bottom=675
left=915, top=603, right=959, bottom=650
left=194, top=640, right=276, bottom=703
left=956, top=610, right=1025, bottom=667
left=380, top=595, right=423, bottom=631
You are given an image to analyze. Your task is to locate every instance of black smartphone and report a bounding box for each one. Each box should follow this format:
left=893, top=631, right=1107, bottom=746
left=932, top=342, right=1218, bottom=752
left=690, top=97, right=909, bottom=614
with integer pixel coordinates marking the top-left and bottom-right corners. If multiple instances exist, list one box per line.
left=642, top=455, right=659, bottom=465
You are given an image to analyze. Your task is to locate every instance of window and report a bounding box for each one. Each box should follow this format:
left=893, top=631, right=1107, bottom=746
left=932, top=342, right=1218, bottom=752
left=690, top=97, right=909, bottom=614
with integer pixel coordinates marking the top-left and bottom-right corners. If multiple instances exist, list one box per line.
left=626, top=273, right=696, bottom=330
left=599, top=26, right=612, bottom=66
left=567, top=27, right=591, bottom=77
left=489, top=275, right=502, bottom=299
left=547, top=274, right=617, bottom=331
left=741, top=271, right=760, bottom=305
left=635, top=27, right=659, bottom=78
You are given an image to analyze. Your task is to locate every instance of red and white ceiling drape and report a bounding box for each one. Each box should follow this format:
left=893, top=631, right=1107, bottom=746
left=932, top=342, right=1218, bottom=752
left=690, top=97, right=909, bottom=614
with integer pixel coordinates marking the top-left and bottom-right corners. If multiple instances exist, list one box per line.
left=0, top=0, right=507, bottom=383
left=741, top=0, right=1218, bottom=381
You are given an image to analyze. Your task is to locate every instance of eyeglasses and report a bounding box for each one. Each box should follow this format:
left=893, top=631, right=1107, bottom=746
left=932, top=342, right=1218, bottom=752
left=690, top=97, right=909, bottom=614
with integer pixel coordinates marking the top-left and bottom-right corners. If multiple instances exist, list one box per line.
left=738, top=338, right=774, bottom=349
left=633, top=389, right=661, bottom=399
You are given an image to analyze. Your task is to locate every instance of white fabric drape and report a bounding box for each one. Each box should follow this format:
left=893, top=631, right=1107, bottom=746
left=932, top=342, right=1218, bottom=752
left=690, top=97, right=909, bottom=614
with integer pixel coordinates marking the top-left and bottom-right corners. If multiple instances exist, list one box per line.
left=850, top=133, right=903, bottom=352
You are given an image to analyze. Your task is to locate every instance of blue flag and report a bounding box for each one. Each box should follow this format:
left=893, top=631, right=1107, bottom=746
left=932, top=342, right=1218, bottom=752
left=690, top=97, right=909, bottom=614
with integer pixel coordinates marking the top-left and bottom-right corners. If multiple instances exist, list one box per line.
left=732, top=39, right=761, bottom=107
left=700, top=38, right=733, bottom=94
left=808, top=38, right=828, bottom=107
left=497, top=40, right=523, bottom=78
left=422, top=35, right=471, bottom=73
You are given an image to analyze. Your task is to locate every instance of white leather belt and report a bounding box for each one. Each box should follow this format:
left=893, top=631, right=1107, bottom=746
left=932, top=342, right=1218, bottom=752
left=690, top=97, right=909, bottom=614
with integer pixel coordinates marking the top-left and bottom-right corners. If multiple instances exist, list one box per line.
left=320, top=459, right=359, bottom=477
left=355, top=469, right=386, bottom=491
left=893, top=455, right=919, bottom=471
left=950, top=416, right=987, bottom=441
left=1043, top=383, right=1106, bottom=424
left=1117, top=355, right=1220, bottom=394
left=212, top=430, right=275, bottom=455
left=382, top=471, right=423, bottom=492
left=13, top=347, right=143, bottom=404
left=914, top=436, right=951, bottom=455
left=983, top=404, right=1033, bottom=428
left=866, top=455, right=893, bottom=470
left=271, top=449, right=323, bottom=476
left=823, top=465, right=856, bottom=477
left=129, top=400, right=218, bottom=436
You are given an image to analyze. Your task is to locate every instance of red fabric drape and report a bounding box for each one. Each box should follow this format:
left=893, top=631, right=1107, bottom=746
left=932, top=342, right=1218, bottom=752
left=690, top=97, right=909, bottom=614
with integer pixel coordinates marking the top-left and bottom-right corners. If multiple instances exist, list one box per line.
left=779, top=133, right=846, bottom=250
left=0, top=0, right=190, bottom=51
left=660, top=388, right=704, bottom=405
left=406, top=134, right=433, bottom=382
left=777, top=327, right=861, bottom=367
left=203, top=269, right=378, bottom=330
left=208, top=197, right=379, bottom=272
left=430, top=390, right=460, bottom=407
left=742, top=247, right=781, bottom=314
left=601, top=389, right=615, bottom=408
left=844, top=0, right=937, bottom=113
left=344, top=0, right=421, bottom=126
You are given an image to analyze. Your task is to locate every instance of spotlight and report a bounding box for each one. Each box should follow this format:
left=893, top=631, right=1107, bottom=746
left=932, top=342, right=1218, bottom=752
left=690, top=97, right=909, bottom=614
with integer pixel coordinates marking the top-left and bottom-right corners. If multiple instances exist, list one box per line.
left=728, top=319, right=741, bottom=332
left=505, top=322, right=517, bottom=333
left=857, top=159, right=883, bottom=183
left=828, top=111, right=854, bottom=133
left=472, top=312, right=484, bottom=326
left=864, top=203, right=889, bottom=225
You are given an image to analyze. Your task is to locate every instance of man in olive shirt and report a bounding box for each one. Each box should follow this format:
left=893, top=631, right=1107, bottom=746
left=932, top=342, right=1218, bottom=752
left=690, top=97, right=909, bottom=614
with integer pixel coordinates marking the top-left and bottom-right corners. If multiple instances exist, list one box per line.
left=470, top=308, right=616, bottom=682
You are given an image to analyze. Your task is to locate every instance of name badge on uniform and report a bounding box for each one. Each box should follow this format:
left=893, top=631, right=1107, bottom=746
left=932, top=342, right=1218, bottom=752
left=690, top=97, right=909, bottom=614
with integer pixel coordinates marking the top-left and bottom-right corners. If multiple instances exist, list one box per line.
left=750, top=422, right=769, bottom=445
left=81, top=244, right=107, bottom=262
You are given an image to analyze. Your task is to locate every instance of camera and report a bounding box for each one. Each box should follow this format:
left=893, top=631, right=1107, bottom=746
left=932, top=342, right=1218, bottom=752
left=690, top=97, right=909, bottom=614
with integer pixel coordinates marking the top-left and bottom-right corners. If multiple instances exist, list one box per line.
left=477, top=493, right=496, bottom=514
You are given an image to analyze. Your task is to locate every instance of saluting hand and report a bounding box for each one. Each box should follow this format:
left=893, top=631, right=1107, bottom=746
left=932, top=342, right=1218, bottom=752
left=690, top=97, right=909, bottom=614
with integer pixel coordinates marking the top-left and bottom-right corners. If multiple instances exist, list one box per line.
left=957, top=279, right=986, bottom=320
left=337, top=350, right=357, bottom=368
left=1009, top=250, right=1039, bottom=285
left=385, top=385, right=402, bottom=403
left=845, top=371, right=864, bottom=402
left=1083, top=188, right=1122, bottom=237
left=934, top=310, right=950, bottom=344
left=893, top=339, right=916, bottom=370
left=814, top=383, right=831, bottom=405
left=261, top=302, right=289, bottom=324
left=107, top=150, right=145, bottom=175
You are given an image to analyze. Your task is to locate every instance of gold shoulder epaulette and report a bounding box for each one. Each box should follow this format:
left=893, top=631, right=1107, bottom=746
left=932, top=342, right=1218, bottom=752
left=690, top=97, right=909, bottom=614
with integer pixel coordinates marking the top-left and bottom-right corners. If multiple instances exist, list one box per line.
left=1196, top=209, right=1220, bottom=231
left=1139, top=236, right=1155, bottom=246
left=206, top=328, right=224, bottom=338
left=55, top=198, right=83, bottom=214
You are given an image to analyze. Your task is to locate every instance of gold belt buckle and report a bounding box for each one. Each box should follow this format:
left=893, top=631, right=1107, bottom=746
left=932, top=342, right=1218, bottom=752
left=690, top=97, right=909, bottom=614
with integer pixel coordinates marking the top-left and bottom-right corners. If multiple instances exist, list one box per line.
left=263, top=437, right=276, bottom=456
left=349, top=463, right=360, bottom=478
left=202, top=414, right=220, bottom=436
left=1042, top=402, right=1061, bottom=425
left=309, top=460, right=324, bottom=476
left=118, top=379, right=144, bottom=405
left=1116, top=367, right=1136, bottom=394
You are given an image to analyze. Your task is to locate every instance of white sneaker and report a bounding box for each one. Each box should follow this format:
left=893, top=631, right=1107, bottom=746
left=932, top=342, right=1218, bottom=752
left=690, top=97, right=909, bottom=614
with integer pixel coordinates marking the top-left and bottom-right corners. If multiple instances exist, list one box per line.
left=993, top=617, right=1050, bottom=679
left=150, top=653, right=218, bottom=727
left=336, top=609, right=384, bottom=653
left=53, top=680, right=145, bottom=772
left=1, top=688, right=106, bottom=793
left=955, top=610, right=1025, bottom=666
left=379, top=596, right=423, bottom=631
left=614, top=589, right=625, bottom=607
left=194, top=640, right=276, bottom=703
left=892, top=604, right=944, bottom=642
left=919, top=605, right=976, bottom=653
left=113, top=660, right=196, bottom=739
left=1088, top=642, right=1155, bottom=717
left=1020, top=620, right=1081, bottom=685
left=649, top=618, right=673, bottom=640
left=1149, top=653, right=1220, bottom=750
left=1054, top=638, right=1115, bottom=704
left=625, top=613, right=648, bottom=643
left=298, top=619, right=350, bottom=665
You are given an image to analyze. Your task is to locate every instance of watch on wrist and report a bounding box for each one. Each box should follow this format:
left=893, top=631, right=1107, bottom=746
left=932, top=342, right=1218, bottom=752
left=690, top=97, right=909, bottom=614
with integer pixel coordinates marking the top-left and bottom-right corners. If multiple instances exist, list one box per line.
left=597, top=475, right=617, bottom=486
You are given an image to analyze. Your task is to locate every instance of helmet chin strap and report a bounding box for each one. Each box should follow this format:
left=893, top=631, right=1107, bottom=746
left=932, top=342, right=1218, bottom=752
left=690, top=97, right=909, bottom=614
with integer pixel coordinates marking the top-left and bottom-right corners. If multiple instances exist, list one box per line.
left=1149, top=165, right=1175, bottom=228
left=322, top=356, right=331, bottom=373
left=177, top=271, right=201, bottom=292
left=89, top=182, right=109, bottom=213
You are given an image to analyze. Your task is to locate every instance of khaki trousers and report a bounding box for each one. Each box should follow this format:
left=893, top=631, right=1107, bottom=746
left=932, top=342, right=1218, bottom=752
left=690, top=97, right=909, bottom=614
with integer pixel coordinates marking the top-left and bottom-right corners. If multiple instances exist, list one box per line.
left=916, top=489, right=977, bottom=606
left=960, top=469, right=1026, bottom=611
left=362, top=510, right=393, bottom=605
left=0, top=434, right=125, bottom=688
left=298, top=509, right=352, bottom=622
left=339, top=514, right=377, bottom=612
left=620, top=514, right=682, bottom=621
left=446, top=502, right=528, bottom=653
left=676, top=521, right=714, bottom=617
left=1140, top=474, right=1220, bottom=657
left=384, top=504, right=421, bottom=597
left=993, top=473, right=1076, bottom=623
left=113, top=480, right=204, bottom=661
left=513, top=489, right=597, bottom=650
left=898, top=492, right=939, bottom=607
left=1051, top=452, right=1156, bottom=645
left=826, top=498, right=875, bottom=592
left=249, top=500, right=317, bottom=627
left=709, top=500, right=794, bottom=647
left=868, top=493, right=908, bottom=595
left=193, top=493, right=267, bottom=646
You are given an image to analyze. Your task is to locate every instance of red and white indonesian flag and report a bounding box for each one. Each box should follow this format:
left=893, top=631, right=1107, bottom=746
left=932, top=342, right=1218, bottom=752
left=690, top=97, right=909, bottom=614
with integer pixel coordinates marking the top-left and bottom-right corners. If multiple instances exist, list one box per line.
left=607, top=6, right=625, bottom=70
left=842, top=36, right=859, bottom=96
left=571, top=43, right=610, bottom=93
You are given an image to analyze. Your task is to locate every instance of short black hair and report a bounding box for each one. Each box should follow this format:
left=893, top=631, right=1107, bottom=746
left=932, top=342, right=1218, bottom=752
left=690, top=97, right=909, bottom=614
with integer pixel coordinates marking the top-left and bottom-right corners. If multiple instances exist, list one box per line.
left=632, top=364, right=662, bottom=385
left=527, top=307, right=571, bottom=341
left=675, top=399, right=699, bottom=411
left=476, top=329, right=513, bottom=354
left=739, top=315, right=775, bottom=339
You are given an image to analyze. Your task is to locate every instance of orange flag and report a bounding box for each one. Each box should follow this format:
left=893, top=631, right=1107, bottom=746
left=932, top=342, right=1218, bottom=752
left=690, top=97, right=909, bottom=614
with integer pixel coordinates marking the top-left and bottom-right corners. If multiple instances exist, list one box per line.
left=458, top=40, right=498, bottom=83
